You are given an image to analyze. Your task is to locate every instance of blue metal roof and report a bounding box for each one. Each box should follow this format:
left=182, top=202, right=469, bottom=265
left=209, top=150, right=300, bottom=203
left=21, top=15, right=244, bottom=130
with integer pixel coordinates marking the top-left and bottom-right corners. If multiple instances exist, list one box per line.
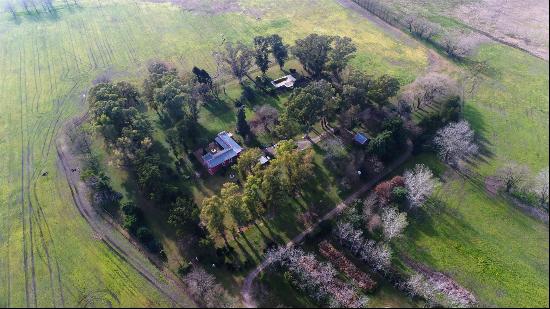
left=354, top=133, right=369, bottom=145
left=203, top=149, right=237, bottom=168
left=201, top=132, right=243, bottom=169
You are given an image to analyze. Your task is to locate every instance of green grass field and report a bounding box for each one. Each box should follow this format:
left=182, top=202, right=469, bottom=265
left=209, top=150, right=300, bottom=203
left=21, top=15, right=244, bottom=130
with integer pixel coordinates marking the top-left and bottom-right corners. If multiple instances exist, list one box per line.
left=394, top=154, right=549, bottom=307
left=0, top=0, right=428, bottom=307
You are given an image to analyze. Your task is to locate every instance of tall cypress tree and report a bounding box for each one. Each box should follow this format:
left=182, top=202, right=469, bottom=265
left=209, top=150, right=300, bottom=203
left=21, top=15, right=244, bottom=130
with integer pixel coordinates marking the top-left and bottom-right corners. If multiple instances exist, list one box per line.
left=236, top=107, right=250, bottom=137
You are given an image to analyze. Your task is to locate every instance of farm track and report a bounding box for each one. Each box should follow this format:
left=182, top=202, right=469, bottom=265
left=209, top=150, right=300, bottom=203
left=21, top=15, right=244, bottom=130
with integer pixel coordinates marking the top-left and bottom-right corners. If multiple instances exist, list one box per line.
left=55, top=115, right=195, bottom=307
left=0, top=37, right=11, bottom=308
left=18, top=45, right=31, bottom=308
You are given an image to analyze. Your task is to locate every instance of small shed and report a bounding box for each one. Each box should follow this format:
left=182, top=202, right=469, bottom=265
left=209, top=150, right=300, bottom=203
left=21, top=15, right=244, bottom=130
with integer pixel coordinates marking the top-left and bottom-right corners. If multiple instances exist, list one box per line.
left=258, top=155, right=271, bottom=165
left=271, top=75, right=296, bottom=89
left=353, top=132, right=369, bottom=145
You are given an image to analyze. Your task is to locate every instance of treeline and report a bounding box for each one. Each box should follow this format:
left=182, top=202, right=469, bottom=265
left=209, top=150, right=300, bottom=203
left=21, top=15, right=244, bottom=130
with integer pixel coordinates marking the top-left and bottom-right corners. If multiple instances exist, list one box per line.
left=3, top=0, right=79, bottom=19
left=352, top=0, right=473, bottom=59
left=86, top=80, right=201, bottom=254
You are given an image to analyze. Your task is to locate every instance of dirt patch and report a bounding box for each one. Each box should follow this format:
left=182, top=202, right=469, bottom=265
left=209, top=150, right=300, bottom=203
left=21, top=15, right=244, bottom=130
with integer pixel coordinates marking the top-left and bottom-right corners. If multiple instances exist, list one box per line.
left=453, top=0, right=549, bottom=60
left=144, top=0, right=263, bottom=18
left=484, top=176, right=503, bottom=197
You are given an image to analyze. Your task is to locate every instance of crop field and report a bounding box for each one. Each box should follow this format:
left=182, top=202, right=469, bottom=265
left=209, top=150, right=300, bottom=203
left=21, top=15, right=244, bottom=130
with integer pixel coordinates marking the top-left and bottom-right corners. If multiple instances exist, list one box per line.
left=0, top=0, right=429, bottom=307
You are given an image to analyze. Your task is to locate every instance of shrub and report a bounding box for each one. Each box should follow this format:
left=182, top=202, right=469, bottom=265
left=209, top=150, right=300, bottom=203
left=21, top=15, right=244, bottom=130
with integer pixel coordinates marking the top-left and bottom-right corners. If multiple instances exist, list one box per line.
left=392, top=186, right=408, bottom=205
left=178, top=261, right=192, bottom=277
left=137, top=227, right=154, bottom=243
left=123, top=214, right=139, bottom=235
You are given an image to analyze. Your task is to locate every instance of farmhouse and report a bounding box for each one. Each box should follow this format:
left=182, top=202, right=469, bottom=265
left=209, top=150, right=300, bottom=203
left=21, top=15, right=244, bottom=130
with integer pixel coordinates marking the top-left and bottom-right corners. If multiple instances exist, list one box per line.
left=271, top=75, right=296, bottom=89
left=198, top=131, right=244, bottom=175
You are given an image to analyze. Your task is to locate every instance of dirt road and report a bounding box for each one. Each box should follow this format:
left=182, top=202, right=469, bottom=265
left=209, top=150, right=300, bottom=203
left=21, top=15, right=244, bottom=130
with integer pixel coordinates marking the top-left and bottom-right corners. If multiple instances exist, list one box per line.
left=241, top=140, right=413, bottom=307
left=56, top=118, right=195, bottom=308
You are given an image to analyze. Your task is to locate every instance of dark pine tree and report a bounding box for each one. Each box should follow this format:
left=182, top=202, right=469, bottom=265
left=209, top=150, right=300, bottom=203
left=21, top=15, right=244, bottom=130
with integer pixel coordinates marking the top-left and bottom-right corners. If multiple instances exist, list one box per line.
left=236, top=107, right=250, bottom=138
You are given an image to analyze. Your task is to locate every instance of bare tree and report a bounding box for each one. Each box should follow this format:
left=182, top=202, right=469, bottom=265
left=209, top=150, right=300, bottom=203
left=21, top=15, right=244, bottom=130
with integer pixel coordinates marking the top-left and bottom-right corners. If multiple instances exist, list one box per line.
left=404, top=164, right=437, bottom=209
left=407, top=16, right=440, bottom=40
left=405, top=271, right=477, bottom=307
left=434, top=120, right=478, bottom=165
left=401, top=72, right=458, bottom=110
left=381, top=207, right=408, bottom=240
left=184, top=267, right=237, bottom=308
left=213, top=41, right=254, bottom=84
left=334, top=222, right=391, bottom=272
left=266, top=246, right=367, bottom=307
left=495, top=162, right=531, bottom=193
left=442, top=32, right=473, bottom=59
left=533, top=168, right=549, bottom=208
left=249, top=105, right=279, bottom=135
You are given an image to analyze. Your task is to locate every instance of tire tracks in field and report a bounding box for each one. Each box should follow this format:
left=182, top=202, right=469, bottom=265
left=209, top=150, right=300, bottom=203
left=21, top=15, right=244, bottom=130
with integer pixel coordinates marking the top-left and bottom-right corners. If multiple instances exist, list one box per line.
left=18, top=44, right=32, bottom=308
left=1, top=38, right=13, bottom=308
left=24, top=28, right=77, bottom=307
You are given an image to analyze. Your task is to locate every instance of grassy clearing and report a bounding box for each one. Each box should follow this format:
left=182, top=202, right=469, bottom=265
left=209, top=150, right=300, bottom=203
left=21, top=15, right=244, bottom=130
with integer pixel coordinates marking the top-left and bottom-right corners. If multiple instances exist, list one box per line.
left=394, top=154, right=549, bottom=307
left=465, top=44, right=549, bottom=175
left=0, top=0, right=428, bottom=306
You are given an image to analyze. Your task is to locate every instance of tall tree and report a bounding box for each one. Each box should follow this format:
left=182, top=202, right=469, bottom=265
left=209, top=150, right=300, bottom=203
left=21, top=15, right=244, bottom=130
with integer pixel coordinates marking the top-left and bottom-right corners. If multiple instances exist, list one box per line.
left=368, top=74, right=400, bottom=107
left=143, top=61, right=170, bottom=111
left=168, top=197, right=199, bottom=236
left=192, top=66, right=213, bottom=86
left=233, top=148, right=262, bottom=181
left=274, top=140, right=314, bottom=195
left=404, top=164, right=437, bottom=209
left=342, top=69, right=373, bottom=109
left=236, top=106, right=250, bottom=138
left=434, top=120, right=478, bottom=165
left=250, top=105, right=279, bottom=135
left=221, top=183, right=250, bottom=233
left=261, top=164, right=286, bottom=210
left=401, top=73, right=458, bottom=110
left=381, top=207, right=408, bottom=241
left=270, top=34, right=289, bottom=69
left=533, top=168, right=549, bottom=208
left=200, top=195, right=228, bottom=246
left=253, top=36, right=271, bottom=75
left=214, top=41, right=254, bottom=84
left=153, top=73, right=186, bottom=121
left=282, top=80, right=341, bottom=129
left=242, top=174, right=266, bottom=219
left=328, top=36, right=357, bottom=80
left=495, top=162, right=531, bottom=193
left=291, top=34, right=334, bottom=78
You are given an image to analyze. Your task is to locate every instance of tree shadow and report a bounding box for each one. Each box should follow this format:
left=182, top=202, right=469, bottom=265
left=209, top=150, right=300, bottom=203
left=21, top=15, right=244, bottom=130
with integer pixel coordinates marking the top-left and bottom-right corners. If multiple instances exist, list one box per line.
left=240, top=232, right=262, bottom=261
left=463, top=104, right=494, bottom=164
left=233, top=236, right=257, bottom=263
